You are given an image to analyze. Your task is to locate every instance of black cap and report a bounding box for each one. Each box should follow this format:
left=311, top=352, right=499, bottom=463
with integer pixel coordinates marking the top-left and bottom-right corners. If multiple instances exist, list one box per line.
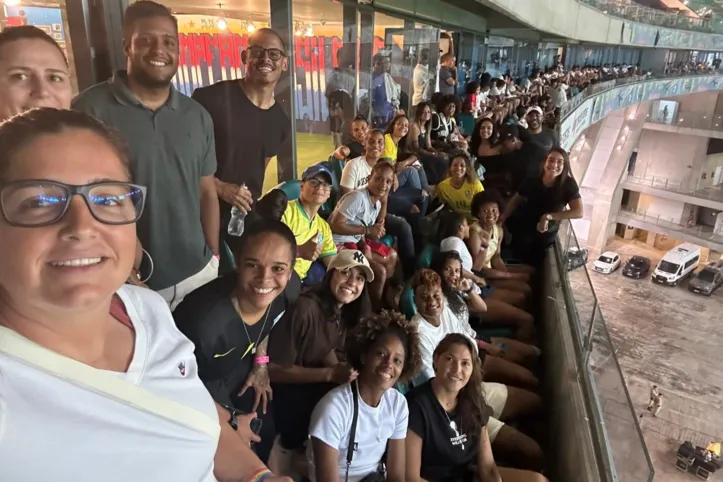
left=499, top=124, right=520, bottom=141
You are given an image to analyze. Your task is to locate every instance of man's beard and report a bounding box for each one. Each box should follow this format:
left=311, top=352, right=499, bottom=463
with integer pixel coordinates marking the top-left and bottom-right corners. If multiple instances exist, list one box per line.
left=131, top=65, right=175, bottom=90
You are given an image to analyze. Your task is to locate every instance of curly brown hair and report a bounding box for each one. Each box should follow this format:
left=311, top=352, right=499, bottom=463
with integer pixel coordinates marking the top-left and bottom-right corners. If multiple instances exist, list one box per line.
left=345, top=309, right=422, bottom=384
left=411, top=269, right=442, bottom=293
left=433, top=334, right=487, bottom=435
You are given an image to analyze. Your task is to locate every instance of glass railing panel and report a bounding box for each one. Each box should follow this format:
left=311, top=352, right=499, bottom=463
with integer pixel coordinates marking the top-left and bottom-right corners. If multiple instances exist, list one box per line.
left=623, top=174, right=723, bottom=202
left=562, top=223, right=597, bottom=337
left=579, top=0, right=716, bottom=33
left=586, top=303, right=655, bottom=482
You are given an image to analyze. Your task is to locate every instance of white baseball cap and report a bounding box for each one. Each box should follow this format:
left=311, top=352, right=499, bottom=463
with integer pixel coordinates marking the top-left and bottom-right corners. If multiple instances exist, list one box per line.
left=328, top=250, right=374, bottom=281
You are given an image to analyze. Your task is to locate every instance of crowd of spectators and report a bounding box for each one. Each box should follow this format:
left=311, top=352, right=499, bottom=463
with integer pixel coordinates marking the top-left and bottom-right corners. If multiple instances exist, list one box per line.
left=2, top=3, right=667, bottom=482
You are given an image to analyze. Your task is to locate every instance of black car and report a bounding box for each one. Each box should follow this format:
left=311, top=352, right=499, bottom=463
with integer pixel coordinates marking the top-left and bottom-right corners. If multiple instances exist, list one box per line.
left=622, top=256, right=651, bottom=279
left=567, top=247, right=589, bottom=272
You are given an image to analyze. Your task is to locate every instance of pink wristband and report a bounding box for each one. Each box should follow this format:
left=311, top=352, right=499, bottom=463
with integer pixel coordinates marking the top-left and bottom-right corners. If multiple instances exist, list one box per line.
left=254, top=355, right=270, bottom=365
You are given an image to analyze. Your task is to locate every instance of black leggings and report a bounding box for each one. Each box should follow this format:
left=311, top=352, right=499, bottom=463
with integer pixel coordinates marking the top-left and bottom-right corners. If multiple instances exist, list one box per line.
left=273, top=382, right=336, bottom=450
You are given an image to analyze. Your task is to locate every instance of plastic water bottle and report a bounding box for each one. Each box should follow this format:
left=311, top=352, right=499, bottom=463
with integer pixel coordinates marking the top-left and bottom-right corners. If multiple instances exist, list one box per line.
left=227, top=183, right=247, bottom=237
left=227, top=206, right=246, bottom=236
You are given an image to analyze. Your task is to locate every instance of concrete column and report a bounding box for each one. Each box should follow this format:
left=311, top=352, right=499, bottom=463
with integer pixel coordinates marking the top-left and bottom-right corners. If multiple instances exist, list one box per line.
left=640, top=48, right=669, bottom=74
left=646, top=230, right=656, bottom=246
left=586, top=103, right=649, bottom=252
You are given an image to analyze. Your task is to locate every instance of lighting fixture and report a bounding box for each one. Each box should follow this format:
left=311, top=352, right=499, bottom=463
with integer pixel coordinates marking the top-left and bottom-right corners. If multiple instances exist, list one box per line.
left=305, top=25, right=314, bottom=36
left=616, top=146, right=622, bottom=151
left=628, top=113, right=635, bottom=120
left=215, top=3, right=227, bottom=31
left=572, top=156, right=578, bottom=162
left=3, top=0, right=21, bottom=5
left=247, top=21, right=256, bottom=33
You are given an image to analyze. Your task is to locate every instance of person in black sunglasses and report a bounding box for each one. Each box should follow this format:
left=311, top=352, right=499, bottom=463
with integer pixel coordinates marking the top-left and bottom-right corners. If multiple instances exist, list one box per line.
left=192, top=27, right=291, bottom=271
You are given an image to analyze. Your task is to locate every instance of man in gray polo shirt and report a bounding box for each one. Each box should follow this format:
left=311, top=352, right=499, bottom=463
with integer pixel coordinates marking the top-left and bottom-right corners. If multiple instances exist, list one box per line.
left=72, top=1, right=220, bottom=308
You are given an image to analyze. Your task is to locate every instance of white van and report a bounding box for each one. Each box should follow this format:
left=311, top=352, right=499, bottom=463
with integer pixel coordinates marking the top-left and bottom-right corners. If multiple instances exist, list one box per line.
left=652, top=243, right=701, bottom=286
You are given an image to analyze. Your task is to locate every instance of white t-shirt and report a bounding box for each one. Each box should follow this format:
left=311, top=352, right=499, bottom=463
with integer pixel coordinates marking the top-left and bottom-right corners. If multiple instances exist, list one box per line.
left=332, top=189, right=381, bottom=245
left=340, top=156, right=373, bottom=191
left=307, top=382, right=409, bottom=482
left=412, top=302, right=477, bottom=387
left=0, top=285, right=219, bottom=482
left=440, top=236, right=474, bottom=272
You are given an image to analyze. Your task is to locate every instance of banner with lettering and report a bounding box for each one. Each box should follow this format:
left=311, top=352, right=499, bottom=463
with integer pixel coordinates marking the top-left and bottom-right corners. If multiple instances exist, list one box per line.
left=173, top=14, right=387, bottom=123
left=559, top=98, right=593, bottom=151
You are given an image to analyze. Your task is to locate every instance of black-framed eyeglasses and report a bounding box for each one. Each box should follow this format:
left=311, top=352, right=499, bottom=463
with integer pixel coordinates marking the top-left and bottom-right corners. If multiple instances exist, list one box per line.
left=247, top=45, right=286, bottom=61
left=0, top=180, right=147, bottom=227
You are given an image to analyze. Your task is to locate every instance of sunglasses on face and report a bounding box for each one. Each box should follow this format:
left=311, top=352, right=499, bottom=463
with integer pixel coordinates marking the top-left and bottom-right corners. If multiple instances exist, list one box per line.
left=247, top=45, right=286, bottom=61
left=0, top=180, right=146, bottom=227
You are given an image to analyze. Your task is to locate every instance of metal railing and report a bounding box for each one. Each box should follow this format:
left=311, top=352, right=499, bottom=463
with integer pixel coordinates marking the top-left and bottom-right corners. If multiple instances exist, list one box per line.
left=579, top=0, right=715, bottom=33
left=559, top=70, right=716, bottom=121
left=556, top=220, right=655, bottom=482
left=623, top=175, right=723, bottom=202
left=618, top=207, right=723, bottom=243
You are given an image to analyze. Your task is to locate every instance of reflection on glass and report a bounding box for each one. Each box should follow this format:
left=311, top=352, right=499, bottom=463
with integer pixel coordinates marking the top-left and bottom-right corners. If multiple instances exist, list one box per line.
left=292, top=0, right=351, bottom=179
left=1, top=0, right=79, bottom=93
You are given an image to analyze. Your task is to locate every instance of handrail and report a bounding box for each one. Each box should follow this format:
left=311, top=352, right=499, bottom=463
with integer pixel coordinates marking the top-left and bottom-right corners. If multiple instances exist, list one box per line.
left=623, top=175, right=723, bottom=201
left=579, top=0, right=715, bottom=34
left=558, top=73, right=723, bottom=151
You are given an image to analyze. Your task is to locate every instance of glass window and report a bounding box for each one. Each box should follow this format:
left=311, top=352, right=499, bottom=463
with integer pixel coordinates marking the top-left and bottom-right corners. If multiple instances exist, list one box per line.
left=1, top=0, right=79, bottom=93
left=292, top=0, right=351, bottom=180
left=131, top=1, right=295, bottom=194
left=657, top=260, right=680, bottom=274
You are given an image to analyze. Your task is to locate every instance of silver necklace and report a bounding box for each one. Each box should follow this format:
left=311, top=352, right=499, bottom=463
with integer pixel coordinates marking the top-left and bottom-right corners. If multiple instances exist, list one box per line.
left=231, top=295, right=271, bottom=357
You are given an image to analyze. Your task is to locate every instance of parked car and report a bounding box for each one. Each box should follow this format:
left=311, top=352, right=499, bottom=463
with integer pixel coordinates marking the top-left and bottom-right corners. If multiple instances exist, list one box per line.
left=567, top=247, right=589, bottom=272
left=652, top=243, right=701, bottom=286
left=622, top=256, right=651, bottom=279
left=593, top=251, right=621, bottom=274
left=688, top=261, right=723, bottom=296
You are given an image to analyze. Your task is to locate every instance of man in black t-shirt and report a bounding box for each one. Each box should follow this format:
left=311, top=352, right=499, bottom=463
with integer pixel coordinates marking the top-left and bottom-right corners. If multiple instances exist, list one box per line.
left=192, top=28, right=290, bottom=254
left=480, top=124, right=547, bottom=195
left=525, top=106, right=559, bottom=152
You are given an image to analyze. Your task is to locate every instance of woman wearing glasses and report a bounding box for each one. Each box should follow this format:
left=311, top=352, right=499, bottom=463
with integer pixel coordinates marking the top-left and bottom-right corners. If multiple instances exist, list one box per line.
left=406, top=334, right=548, bottom=482
left=0, top=108, right=288, bottom=482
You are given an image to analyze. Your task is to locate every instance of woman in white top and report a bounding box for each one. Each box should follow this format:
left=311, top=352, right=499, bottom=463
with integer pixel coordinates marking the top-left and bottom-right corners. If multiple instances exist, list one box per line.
left=0, top=108, right=283, bottom=482
left=409, top=270, right=544, bottom=471
left=437, top=211, right=531, bottom=318
left=308, top=310, right=422, bottom=482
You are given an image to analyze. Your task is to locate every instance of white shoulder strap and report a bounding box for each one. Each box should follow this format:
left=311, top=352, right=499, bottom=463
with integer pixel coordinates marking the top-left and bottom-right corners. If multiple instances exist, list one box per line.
left=0, top=325, right=220, bottom=441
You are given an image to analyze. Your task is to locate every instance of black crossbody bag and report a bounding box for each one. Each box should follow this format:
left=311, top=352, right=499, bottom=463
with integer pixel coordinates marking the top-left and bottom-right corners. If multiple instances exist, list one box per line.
left=345, top=381, right=386, bottom=482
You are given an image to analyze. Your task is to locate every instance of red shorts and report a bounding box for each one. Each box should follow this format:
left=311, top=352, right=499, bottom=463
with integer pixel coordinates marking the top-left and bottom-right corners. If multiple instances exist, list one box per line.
left=338, top=239, right=392, bottom=258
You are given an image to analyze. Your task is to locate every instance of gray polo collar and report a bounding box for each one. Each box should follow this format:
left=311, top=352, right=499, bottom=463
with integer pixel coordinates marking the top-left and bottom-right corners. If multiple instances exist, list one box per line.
left=108, top=70, right=181, bottom=111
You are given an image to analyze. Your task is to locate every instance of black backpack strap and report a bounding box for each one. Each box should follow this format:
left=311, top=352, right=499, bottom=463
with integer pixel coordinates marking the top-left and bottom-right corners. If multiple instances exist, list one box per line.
left=345, top=380, right=360, bottom=482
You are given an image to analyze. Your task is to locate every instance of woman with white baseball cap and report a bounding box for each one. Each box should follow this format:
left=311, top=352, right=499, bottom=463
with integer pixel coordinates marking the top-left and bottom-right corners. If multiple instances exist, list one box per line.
left=268, top=250, right=374, bottom=476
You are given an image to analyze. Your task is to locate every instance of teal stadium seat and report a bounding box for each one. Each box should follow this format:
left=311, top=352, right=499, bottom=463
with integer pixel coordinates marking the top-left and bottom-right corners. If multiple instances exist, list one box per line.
left=457, top=113, right=476, bottom=137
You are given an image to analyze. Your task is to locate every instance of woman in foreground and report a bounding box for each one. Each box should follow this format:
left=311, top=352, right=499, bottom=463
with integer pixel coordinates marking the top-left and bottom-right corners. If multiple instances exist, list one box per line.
left=0, top=108, right=284, bottom=482
left=307, top=310, right=422, bottom=482
left=406, top=334, right=548, bottom=482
